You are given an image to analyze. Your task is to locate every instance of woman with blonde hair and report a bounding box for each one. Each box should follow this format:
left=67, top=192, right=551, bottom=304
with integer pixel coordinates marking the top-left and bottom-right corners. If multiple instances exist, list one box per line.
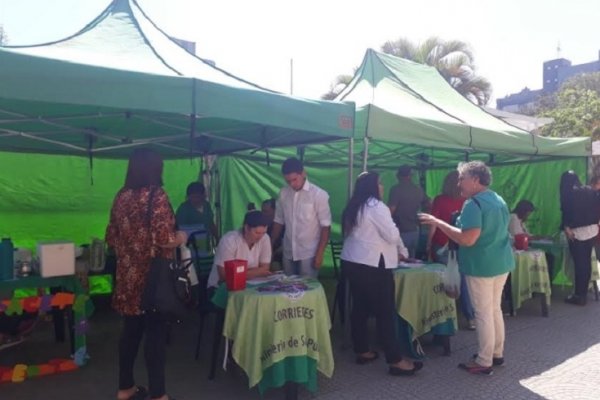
left=426, top=171, right=475, bottom=330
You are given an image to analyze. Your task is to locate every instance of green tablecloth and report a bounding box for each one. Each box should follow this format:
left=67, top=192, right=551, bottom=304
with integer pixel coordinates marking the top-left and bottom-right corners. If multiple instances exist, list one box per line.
left=529, top=241, right=600, bottom=285
left=393, top=264, right=458, bottom=341
left=512, top=250, right=551, bottom=311
left=221, top=278, right=333, bottom=394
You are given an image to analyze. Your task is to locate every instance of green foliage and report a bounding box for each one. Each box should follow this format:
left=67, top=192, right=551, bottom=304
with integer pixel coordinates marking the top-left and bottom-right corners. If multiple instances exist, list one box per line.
left=322, top=36, right=491, bottom=105
left=538, top=72, right=600, bottom=138
left=382, top=36, right=491, bottom=105
left=321, top=74, right=354, bottom=100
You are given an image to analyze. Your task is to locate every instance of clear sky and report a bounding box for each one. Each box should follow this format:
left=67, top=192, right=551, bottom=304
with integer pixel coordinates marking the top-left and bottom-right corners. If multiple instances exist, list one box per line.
left=0, top=0, right=598, bottom=106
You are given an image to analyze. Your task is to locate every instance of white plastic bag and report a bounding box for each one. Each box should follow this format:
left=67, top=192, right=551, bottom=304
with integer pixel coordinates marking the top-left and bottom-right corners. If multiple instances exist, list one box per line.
left=179, top=245, right=199, bottom=286
left=443, top=250, right=461, bottom=299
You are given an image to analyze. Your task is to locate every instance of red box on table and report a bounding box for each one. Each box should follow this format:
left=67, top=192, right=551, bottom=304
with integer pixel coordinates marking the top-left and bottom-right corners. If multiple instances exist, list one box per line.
left=514, top=234, right=529, bottom=250
left=224, top=259, right=247, bottom=291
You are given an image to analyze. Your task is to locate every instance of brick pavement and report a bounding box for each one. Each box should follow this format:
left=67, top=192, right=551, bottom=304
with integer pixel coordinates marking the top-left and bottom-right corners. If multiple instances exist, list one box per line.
left=1, top=282, right=600, bottom=400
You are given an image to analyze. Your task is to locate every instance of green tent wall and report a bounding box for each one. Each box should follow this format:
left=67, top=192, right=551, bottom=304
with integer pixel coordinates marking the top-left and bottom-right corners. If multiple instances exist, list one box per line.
left=0, top=151, right=200, bottom=249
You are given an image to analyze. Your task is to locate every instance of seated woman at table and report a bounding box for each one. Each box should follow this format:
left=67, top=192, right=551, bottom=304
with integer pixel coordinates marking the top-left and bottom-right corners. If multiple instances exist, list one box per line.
left=340, top=172, right=421, bottom=376
left=559, top=171, right=600, bottom=306
left=420, top=161, right=514, bottom=376
left=207, top=210, right=272, bottom=288
left=509, top=200, right=535, bottom=236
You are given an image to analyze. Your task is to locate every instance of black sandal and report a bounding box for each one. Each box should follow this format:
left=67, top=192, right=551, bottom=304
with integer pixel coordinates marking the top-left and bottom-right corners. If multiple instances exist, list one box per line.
left=356, top=351, right=379, bottom=365
left=124, top=386, right=147, bottom=400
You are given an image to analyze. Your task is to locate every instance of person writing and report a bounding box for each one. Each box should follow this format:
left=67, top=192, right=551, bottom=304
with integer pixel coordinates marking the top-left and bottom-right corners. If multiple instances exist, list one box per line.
left=207, top=210, right=272, bottom=288
left=508, top=200, right=535, bottom=237
left=341, top=172, right=419, bottom=376
left=270, top=158, right=331, bottom=278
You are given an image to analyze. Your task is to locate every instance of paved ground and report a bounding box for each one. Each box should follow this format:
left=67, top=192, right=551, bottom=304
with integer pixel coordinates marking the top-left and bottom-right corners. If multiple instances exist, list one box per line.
left=2, top=280, right=600, bottom=400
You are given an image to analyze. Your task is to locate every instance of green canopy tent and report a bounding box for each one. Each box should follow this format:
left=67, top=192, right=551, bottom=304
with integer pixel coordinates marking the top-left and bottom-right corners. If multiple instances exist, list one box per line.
left=0, top=0, right=355, bottom=159
left=214, top=50, right=591, bottom=242
left=0, top=0, right=356, bottom=252
left=336, top=49, right=589, bottom=172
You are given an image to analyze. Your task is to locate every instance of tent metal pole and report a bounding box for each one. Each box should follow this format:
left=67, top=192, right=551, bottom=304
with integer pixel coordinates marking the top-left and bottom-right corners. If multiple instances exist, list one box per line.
left=362, top=136, right=369, bottom=172
left=347, top=138, right=354, bottom=199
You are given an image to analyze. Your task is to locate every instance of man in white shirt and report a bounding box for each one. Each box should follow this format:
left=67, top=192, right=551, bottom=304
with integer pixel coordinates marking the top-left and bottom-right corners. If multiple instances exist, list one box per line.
left=270, top=158, right=332, bottom=278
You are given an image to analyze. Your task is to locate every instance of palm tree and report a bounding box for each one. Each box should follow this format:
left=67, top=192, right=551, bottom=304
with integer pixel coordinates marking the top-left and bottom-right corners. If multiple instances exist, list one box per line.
left=321, top=74, right=354, bottom=100
left=381, top=37, right=492, bottom=105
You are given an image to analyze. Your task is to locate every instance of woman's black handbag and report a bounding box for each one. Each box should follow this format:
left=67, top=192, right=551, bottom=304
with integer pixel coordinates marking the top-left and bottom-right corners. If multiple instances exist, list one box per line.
left=141, top=188, right=192, bottom=320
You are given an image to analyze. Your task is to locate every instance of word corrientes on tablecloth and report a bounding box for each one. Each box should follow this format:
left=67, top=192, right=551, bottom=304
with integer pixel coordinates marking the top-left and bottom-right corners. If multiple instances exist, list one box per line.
left=273, top=306, right=315, bottom=322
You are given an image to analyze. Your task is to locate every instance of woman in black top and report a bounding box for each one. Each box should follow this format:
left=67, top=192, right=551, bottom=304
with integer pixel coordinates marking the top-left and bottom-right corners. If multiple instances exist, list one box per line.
left=559, top=171, right=600, bottom=306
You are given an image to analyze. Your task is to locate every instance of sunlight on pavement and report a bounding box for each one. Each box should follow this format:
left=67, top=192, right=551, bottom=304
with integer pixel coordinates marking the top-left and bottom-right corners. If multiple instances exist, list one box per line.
left=520, top=343, right=600, bottom=400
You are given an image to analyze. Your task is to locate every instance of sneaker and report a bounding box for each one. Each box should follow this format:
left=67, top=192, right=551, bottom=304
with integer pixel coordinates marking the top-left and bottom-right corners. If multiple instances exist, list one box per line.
left=472, top=353, right=504, bottom=366
left=564, top=295, right=586, bottom=306
left=458, top=361, right=493, bottom=375
left=467, top=320, right=476, bottom=330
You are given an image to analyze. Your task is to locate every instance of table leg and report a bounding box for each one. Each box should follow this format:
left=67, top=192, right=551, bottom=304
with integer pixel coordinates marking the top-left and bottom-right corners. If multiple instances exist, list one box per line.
left=539, top=294, right=549, bottom=317
left=504, top=274, right=515, bottom=317
left=52, top=308, right=66, bottom=343
left=433, top=334, right=451, bottom=356
left=284, top=382, right=298, bottom=400
left=66, top=305, right=75, bottom=354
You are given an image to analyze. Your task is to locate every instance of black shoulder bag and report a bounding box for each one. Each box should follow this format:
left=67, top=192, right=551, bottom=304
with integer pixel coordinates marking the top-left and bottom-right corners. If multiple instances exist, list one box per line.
left=141, top=188, right=192, bottom=320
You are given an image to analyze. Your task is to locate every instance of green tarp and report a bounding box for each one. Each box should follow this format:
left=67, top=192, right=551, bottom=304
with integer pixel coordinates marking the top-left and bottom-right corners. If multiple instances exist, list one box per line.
left=0, top=150, right=199, bottom=249
left=217, top=154, right=587, bottom=241
left=0, top=149, right=586, bottom=273
left=336, top=49, right=589, bottom=166
left=0, top=0, right=354, bottom=158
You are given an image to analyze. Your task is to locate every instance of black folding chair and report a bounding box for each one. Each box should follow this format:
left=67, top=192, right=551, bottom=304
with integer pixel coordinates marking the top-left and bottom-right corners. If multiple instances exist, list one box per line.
left=329, top=240, right=350, bottom=325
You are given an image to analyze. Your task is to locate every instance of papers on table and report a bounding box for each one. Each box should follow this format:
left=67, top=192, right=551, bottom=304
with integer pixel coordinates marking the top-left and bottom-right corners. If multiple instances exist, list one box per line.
left=246, top=272, right=286, bottom=285
left=397, top=262, right=424, bottom=269
left=529, top=239, right=554, bottom=245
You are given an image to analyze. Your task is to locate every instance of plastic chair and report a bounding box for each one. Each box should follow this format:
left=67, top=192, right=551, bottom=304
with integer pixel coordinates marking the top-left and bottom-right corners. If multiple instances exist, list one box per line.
left=329, top=240, right=349, bottom=325
left=329, top=240, right=343, bottom=279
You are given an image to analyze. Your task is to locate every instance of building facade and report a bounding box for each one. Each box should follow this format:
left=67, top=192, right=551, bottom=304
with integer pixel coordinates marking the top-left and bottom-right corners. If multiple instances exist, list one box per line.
left=497, top=51, right=600, bottom=112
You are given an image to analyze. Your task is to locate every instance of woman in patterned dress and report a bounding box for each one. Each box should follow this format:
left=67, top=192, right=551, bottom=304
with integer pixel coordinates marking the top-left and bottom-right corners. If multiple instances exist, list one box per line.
left=106, top=148, right=187, bottom=400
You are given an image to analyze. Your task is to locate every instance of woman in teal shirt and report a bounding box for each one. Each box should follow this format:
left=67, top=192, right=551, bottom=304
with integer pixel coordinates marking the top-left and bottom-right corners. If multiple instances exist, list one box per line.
left=420, top=161, right=514, bottom=376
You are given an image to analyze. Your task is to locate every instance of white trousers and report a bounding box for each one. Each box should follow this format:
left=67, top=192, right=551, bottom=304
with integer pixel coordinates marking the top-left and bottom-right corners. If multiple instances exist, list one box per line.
left=466, top=273, right=509, bottom=367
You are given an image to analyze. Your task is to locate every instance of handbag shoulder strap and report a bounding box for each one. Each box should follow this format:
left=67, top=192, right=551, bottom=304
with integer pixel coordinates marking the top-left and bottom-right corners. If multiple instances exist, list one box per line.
left=146, top=187, right=179, bottom=261
left=146, top=187, right=158, bottom=228
left=146, top=187, right=158, bottom=256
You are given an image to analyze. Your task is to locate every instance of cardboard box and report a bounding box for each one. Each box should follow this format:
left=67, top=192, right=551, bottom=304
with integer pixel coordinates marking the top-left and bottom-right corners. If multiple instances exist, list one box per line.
left=37, top=242, right=75, bottom=277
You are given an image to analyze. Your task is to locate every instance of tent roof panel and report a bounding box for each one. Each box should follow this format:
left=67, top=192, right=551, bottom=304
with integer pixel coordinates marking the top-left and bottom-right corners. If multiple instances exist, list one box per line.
left=338, top=49, right=589, bottom=160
